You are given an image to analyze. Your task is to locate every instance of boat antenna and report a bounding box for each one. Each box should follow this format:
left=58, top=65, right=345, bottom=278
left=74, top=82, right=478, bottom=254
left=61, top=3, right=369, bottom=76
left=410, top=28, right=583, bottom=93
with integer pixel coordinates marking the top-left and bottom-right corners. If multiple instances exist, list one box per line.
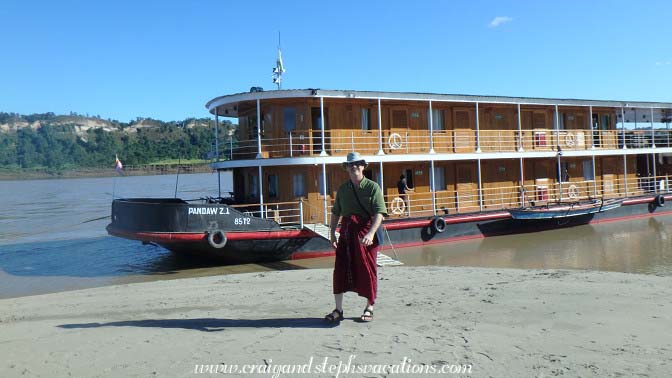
left=272, top=31, right=285, bottom=90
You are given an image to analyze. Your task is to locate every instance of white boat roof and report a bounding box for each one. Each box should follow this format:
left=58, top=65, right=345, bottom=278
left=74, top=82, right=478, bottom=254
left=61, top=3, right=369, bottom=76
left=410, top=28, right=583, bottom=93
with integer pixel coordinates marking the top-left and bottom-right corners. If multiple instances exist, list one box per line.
left=206, top=88, right=672, bottom=120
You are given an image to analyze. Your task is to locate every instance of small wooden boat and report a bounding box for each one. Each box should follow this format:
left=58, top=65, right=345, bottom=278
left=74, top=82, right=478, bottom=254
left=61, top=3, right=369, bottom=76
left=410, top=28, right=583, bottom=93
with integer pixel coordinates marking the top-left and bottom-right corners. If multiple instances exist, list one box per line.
left=508, top=198, right=624, bottom=220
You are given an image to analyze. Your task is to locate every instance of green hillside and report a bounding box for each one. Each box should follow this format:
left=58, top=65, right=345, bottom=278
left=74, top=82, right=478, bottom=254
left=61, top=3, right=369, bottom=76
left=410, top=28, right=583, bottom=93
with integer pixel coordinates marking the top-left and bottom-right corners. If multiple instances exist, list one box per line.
left=0, top=112, right=237, bottom=173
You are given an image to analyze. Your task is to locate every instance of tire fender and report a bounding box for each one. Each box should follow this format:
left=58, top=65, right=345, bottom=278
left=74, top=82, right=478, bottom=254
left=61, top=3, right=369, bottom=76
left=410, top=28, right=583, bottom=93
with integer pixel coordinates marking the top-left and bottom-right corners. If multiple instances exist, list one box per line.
left=207, top=230, right=227, bottom=249
left=431, top=216, right=447, bottom=233
left=655, top=194, right=665, bottom=207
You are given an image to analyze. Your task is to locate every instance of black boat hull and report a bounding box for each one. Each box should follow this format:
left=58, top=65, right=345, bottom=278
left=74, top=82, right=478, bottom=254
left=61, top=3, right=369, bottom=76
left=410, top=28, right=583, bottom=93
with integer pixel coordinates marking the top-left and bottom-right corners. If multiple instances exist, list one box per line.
left=107, top=195, right=672, bottom=263
left=107, top=198, right=323, bottom=263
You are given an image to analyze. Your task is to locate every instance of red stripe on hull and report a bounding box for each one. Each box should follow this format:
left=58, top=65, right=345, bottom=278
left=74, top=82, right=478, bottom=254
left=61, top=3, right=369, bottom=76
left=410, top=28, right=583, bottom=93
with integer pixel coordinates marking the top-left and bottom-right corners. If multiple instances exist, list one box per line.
left=622, top=195, right=671, bottom=206
left=589, top=208, right=672, bottom=224
left=108, top=228, right=316, bottom=243
left=289, top=206, right=672, bottom=260
left=290, top=250, right=335, bottom=260
left=383, top=211, right=511, bottom=231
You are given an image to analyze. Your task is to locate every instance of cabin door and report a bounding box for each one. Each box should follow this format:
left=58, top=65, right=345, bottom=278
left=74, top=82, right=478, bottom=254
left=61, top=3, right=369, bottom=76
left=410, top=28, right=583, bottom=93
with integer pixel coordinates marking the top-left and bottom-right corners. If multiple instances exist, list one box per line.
left=453, top=108, right=474, bottom=153
left=601, top=157, right=620, bottom=198
left=403, top=168, right=414, bottom=189
left=531, top=160, right=553, bottom=203
left=456, top=163, right=478, bottom=212
left=592, top=114, right=601, bottom=148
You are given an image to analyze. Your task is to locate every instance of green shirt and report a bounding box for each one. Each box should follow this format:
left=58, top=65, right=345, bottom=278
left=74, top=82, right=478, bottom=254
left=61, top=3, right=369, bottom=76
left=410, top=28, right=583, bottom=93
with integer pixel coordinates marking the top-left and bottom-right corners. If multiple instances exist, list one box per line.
left=332, top=177, right=387, bottom=218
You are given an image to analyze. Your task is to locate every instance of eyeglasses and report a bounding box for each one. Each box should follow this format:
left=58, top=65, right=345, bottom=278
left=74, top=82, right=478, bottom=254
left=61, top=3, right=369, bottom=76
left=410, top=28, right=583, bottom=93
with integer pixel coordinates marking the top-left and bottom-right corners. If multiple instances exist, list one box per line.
left=345, top=161, right=365, bottom=168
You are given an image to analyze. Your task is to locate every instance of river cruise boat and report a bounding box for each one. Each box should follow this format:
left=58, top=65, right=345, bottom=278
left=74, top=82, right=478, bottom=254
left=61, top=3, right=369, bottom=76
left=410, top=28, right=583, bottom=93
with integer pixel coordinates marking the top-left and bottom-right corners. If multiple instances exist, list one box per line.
left=107, top=88, right=672, bottom=263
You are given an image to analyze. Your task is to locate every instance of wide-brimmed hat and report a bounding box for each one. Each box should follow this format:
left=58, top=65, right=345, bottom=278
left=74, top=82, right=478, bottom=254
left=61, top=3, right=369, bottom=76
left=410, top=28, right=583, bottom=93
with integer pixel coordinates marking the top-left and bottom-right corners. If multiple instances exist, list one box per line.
left=342, top=152, right=367, bottom=168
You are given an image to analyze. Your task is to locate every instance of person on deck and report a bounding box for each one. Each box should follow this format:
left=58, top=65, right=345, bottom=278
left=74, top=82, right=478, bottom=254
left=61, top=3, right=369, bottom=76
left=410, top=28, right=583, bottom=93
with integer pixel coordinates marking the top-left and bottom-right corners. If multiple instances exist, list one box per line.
left=397, top=174, right=414, bottom=214
left=325, top=152, right=387, bottom=323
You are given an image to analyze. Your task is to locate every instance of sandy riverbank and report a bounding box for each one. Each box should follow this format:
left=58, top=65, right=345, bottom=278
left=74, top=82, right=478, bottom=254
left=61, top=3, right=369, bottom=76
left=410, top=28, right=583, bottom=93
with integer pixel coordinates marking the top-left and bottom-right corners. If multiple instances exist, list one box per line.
left=1, top=266, right=671, bottom=377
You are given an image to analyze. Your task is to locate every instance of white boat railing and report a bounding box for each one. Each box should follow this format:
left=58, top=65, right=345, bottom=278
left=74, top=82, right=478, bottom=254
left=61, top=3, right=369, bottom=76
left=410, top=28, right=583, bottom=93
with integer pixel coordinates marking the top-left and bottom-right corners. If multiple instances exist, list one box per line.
left=229, top=201, right=305, bottom=227
left=229, top=175, right=670, bottom=227
left=223, top=128, right=672, bottom=160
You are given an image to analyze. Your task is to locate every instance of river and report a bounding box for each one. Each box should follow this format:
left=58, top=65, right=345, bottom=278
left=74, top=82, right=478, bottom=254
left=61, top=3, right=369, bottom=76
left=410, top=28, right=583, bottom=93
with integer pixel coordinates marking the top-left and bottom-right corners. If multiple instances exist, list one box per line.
left=1, top=173, right=671, bottom=299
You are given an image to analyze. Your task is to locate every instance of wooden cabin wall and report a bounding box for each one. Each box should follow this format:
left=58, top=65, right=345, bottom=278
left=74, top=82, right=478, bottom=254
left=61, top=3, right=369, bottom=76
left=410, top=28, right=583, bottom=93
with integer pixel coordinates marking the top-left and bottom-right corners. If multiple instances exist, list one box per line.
left=323, top=100, right=380, bottom=155
left=479, top=106, right=516, bottom=130
left=521, top=159, right=554, bottom=202
left=562, top=158, right=590, bottom=198
left=561, top=107, right=588, bottom=130
left=452, top=106, right=476, bottom=152
left=439, top=161, right=457, bottom=212
left=239, top=99, right=627, bottom=157
left=454, top=161, right=479, bottom=212
left=481, top=159, right=520, bottom=209
left=326, top=102, right=354, bottom=130
left=595, top=156, right=637, bottom=197
left=520, top=108, right=552, bottom=129
left=329, top=166, right=349, bottom=199
left=432, top=104, right=454, bottom=153
left=306, top=166, right=324, bottom=223
left=625, top=158, right=638, bottom=196
left=480, top=106, right=517, bottom=152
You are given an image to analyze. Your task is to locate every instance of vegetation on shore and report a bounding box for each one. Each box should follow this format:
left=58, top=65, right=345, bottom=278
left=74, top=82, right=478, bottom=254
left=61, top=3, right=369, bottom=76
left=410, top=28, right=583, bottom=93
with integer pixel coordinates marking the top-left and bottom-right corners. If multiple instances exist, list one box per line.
left=0, top=112, right=237, bottom=175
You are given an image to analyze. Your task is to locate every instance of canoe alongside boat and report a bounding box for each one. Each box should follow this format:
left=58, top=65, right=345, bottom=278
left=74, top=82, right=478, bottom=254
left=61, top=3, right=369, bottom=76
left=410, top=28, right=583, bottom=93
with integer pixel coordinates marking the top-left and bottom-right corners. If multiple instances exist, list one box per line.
left=508, top=198, right=624, bottom=220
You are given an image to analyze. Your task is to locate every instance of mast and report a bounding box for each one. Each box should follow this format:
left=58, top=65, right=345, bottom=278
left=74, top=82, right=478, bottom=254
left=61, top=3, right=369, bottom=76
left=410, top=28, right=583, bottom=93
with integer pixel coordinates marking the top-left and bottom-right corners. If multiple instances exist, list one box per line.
left=272, top=32, right=285, bottom=89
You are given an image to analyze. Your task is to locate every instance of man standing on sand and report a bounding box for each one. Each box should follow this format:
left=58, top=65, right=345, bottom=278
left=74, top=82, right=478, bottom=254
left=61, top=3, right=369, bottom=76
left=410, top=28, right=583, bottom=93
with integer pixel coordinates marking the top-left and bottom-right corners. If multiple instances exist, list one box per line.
left=324, top=152, right=387, bottom=323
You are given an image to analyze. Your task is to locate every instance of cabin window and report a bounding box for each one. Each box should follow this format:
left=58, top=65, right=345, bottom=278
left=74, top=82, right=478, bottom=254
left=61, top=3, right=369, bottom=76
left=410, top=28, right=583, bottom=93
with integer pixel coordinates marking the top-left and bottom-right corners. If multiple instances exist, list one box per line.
left=293, top=174, right=306, bottom=197
left=284, top=107, right=296, bottom=132
left=268, top=174, right=278, bottom=198
left=249, top=174, right=258, bottom=197
left=557, top=163, right=569, bottom=182
left=601, top=115, right=611, bottom=130
left=583, top=160, right=595, bottom=181
left=318, top=173, right=328, bottom=196
left=247, top=116, right=257, bottom=139
left=261, top=113, right=270, bottom=136
left=361, top=108, right=371, bottom=131
left=431, top=167, right=446, bottom=191
left=430, top=109, right=444, bottom=130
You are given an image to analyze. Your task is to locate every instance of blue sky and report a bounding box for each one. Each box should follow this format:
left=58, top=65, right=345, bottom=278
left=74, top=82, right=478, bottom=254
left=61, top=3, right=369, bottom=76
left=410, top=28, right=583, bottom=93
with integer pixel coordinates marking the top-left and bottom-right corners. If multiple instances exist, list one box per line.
left=1, top=0, right=671, bottom=122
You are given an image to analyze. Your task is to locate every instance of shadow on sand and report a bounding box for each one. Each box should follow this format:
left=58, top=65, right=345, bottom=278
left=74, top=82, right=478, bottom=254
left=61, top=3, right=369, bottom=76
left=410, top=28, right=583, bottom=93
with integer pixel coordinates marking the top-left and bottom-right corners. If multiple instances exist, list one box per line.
left=58, top=317, right=337, bottom=332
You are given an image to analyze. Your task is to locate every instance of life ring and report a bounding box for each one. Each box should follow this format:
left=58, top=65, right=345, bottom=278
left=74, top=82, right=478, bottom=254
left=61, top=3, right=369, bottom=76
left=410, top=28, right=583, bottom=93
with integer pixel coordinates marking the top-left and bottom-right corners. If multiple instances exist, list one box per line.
left=431, top=216, right=446, bottom=233
left=391, top=197, right=406, bottom=215
left=655, top=194, right=665, bottom=207
left=568, top=184, right=579, bottom=199
left=565, top=132, right=576, bottom=147
left=207, top=230, right=227, bottom=249
left=388, top=133, right=403, bottom=150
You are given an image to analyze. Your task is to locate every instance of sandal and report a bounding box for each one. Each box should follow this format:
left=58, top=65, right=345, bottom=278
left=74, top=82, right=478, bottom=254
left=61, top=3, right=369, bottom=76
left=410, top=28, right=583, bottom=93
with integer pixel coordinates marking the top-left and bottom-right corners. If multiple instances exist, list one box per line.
left=324, top=308, right=344, bottom=322
left=360, top=307, right=374, bottom=322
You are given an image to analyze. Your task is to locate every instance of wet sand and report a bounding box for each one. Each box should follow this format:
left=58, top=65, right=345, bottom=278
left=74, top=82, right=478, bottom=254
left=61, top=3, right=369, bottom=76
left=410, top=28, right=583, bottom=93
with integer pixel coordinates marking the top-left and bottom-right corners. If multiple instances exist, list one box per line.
left=1, top=266, right=671, bottom=377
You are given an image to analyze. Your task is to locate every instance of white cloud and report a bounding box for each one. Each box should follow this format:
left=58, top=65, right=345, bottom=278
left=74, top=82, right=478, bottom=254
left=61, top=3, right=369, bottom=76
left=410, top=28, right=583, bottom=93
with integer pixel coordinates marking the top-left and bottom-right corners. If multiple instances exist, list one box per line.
left=655, top=61, right=671, bottom=66
left=489, top=16, right=513, bottom=28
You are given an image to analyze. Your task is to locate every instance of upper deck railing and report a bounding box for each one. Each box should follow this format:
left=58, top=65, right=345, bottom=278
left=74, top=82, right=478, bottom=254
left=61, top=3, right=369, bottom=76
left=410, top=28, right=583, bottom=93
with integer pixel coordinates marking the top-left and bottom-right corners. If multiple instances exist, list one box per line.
left=223, top=128, right=672, bottom=160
